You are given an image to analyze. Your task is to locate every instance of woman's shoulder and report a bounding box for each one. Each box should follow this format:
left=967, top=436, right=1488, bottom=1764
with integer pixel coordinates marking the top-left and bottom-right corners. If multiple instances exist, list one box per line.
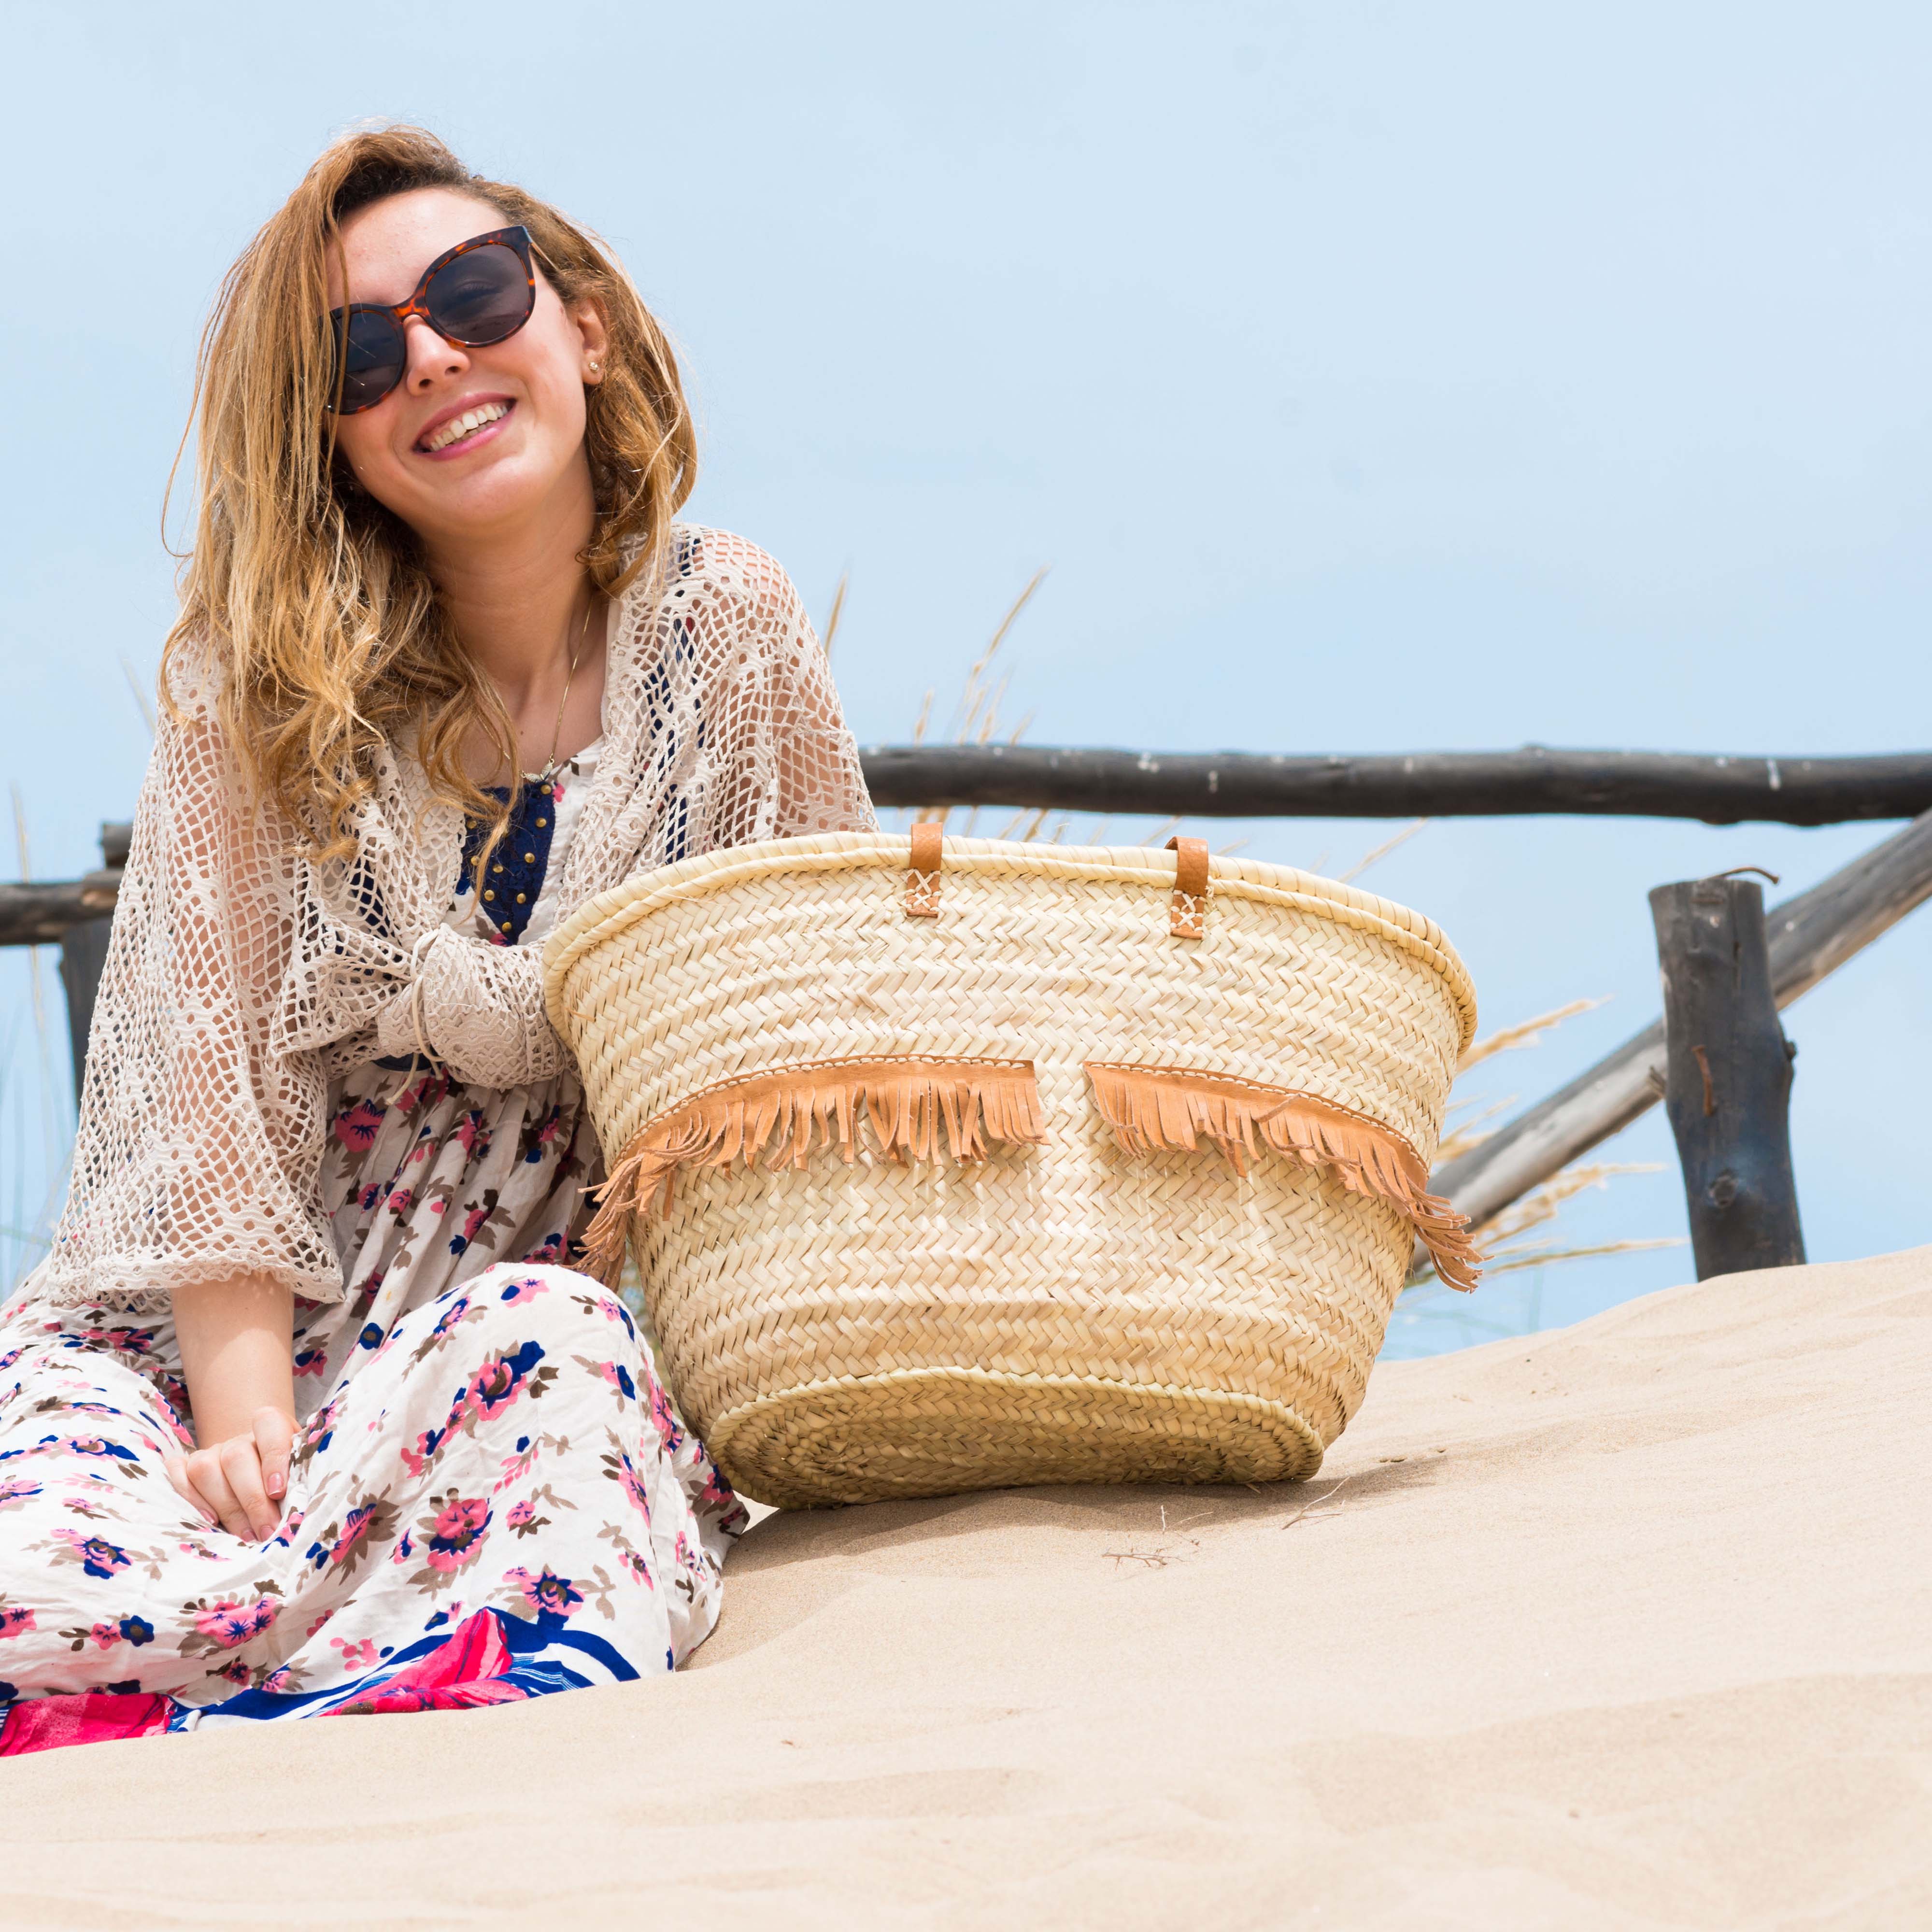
left=660, top=524, right=806, bottom=614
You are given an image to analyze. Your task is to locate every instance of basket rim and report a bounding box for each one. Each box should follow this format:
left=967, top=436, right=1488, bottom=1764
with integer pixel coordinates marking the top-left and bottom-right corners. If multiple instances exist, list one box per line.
left=542, top=831, right=1477, bottom=1050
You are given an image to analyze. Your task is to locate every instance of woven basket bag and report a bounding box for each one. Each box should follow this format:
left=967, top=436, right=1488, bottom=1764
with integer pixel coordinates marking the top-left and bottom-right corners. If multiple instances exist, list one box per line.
left=543, top=830, right=1478, bottom=1508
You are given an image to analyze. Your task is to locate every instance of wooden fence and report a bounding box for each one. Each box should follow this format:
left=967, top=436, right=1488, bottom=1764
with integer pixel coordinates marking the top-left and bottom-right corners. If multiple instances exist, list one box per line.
left=8, top=745, right=1931, bottom=1278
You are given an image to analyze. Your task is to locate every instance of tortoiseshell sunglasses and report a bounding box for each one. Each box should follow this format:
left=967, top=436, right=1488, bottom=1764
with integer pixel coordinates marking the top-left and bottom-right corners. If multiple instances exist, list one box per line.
left=326, top=225, right=536, bottom=414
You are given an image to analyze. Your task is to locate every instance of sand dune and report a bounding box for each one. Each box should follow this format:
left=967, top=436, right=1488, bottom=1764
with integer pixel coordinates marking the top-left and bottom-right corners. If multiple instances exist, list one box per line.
left=4, top=1245, right=1929, bottom=1929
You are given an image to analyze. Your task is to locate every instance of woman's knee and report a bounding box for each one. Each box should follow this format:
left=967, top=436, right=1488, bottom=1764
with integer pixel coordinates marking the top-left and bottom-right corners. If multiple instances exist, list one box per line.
left=459, top=1264, right=639, bottom=1357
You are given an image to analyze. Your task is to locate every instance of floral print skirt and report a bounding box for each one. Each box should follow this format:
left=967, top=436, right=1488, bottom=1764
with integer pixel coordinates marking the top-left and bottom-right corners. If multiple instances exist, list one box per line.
left=0, top=1263, right=746, bottom=1755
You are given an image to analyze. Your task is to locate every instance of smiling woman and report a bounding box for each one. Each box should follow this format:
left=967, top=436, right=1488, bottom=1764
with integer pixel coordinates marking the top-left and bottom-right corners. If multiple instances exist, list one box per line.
left=0, top=124, right=875, bottom=1754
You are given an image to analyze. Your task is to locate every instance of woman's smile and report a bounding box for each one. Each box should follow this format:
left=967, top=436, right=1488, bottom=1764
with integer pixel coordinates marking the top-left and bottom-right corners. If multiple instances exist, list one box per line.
left=414, top=394, right=516, bottom=458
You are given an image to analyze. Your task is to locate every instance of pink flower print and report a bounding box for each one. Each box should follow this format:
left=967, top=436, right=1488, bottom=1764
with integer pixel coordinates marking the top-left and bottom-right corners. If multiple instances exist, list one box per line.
left=303, top=1496, right=397, bottom=1580
left=193, top=1596, right=280, bottom=1649
left=94, top=1614, right=155, bottom=1648
left=504, top=1565, right=583, bottom=1619
left=48, top=1435, right=140, bottom=1464
left=455, top=1110, right=492, bottom=1157
left=391, top=1531, right=415, bottom=1566
left=420, top=1494, right=492, bottom=1574
left=498, top=1274, right=549, bottom=1306
left=495, top=1437, right=540, bottom=1490
left=332, top=1098, right=387, bottom=1151
left=292, top=1347, right=328, bottom=1380
left=504, top=1498, right=552, bottom=1540
left=329, top=1635, right=379, bottom=1671
left=400, top=1425, right=449, bottom=1479
left=430, top=1195, right=448, bottom=1215
left=458, top=1341, right=547, bottom=1423
left=587, top=1358, right=637, bottom=1403
left=609, top=1453, right=653, bottom=1526
left=648, top=1382, right=685, bottom=1453
left=429, top=1294, right=473, bottom=1340
left=0, top=1476, right=42, bottom=1510
left=327, top=1508, right=376, bottom=1565
left=0, top=1604, right=37, bottom=1640
left=614, top=1548, right=652, bottom=1588
left=52, top=1528, right=132, bottom=1579
left=385, top=1186, right=415, bottom=1217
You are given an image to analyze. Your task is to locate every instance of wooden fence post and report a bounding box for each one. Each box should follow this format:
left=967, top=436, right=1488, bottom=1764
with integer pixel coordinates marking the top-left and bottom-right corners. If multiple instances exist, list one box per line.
left=1648, top=874, right=1806, bottom=1279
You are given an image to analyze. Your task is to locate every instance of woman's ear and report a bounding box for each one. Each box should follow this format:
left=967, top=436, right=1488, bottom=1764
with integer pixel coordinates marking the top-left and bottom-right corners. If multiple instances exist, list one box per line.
left=574, top=298, right=612, bottom=386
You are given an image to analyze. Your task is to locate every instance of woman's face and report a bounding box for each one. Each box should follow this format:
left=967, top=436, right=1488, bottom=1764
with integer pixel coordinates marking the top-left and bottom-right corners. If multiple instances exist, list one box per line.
left=326, top=187, right=607, bottom=551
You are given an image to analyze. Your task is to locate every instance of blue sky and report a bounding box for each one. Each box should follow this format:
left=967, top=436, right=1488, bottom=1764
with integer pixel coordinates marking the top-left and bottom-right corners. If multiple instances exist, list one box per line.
left=4, top=2, right=1929, bottom=1339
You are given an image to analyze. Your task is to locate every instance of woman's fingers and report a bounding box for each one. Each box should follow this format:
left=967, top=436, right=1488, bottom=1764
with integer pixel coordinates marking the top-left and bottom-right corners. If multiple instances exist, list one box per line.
left=217, top=1434, right=281, bottom=1541
left=253, top=1406, right=295, bottom=1507
left=184, top=1451, right=254, bottom=1541
left=162, top=1450, right=218, bottom=1528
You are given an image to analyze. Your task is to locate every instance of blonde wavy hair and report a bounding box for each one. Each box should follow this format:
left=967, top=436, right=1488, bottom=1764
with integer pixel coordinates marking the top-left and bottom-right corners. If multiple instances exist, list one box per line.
left=163, top=123, right=697, bottom=859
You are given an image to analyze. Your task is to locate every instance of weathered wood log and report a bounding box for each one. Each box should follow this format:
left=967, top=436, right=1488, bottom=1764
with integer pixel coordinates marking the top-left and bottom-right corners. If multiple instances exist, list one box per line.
left=1649, top=877, right=1805, bottom=1278
left=1429, top=805, right=1932, bottom=1250
left=0, top=875, right=121, bottom=948
left=861, top=744, right=1932, bottom=825
left=57, top=917, right=114, bottom=1101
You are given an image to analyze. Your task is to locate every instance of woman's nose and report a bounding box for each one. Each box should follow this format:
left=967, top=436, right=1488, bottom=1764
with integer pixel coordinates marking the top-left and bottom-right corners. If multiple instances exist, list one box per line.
left=403, top=314, right=469, bottom=392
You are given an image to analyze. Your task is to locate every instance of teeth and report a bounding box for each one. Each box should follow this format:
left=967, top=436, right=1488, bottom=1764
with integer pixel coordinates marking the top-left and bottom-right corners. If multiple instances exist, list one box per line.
left=424, top=401, right=508, bottom=452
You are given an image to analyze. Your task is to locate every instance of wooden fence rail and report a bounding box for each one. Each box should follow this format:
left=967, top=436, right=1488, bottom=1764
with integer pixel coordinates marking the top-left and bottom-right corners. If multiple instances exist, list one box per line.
left=860, top=744, right=1932, bottom=825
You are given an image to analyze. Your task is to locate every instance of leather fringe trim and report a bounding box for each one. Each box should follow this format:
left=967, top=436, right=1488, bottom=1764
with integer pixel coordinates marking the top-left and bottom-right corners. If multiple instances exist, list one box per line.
left=582, top=1056, right=1046, bottom=1285
left=1083, top=1062, right=1482, bottom=1292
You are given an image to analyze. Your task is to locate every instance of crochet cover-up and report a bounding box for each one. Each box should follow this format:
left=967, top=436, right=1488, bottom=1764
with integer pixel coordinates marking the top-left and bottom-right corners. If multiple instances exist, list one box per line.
left=0, top=527, right=876, bottom=1750
left=42, top=524, right=875, bottom=1315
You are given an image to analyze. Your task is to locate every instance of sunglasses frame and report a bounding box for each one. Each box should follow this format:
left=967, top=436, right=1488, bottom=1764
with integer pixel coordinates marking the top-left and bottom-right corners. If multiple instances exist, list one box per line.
left=326, top=224, right=537, bottom=415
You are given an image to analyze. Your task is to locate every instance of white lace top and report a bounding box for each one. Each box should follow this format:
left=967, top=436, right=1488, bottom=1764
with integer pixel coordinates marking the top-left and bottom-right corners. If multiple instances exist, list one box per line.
left=38, top=526, right=876, bottom=1314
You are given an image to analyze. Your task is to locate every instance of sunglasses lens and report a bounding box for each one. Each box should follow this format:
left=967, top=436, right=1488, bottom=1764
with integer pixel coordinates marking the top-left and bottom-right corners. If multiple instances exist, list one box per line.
left=425, top=242, right=532, bottom=346
left=332, top=310, right=406, bottom=413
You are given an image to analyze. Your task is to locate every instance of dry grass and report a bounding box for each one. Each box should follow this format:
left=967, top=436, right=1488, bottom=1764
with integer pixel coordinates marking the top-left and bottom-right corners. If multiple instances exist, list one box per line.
left=1456, top=997, right=1606, bottom=1077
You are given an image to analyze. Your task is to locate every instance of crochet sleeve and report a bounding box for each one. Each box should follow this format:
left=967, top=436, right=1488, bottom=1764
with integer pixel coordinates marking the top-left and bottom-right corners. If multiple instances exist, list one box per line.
left=371, top=927, right=568, bottom=1090
left=684, top=529, right=877, bottom=850
left=44, top=687, right=342, bottom=1313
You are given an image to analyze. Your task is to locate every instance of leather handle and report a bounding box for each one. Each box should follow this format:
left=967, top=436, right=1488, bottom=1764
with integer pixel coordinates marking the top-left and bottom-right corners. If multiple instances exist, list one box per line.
left=906, top=822, right=942, bottom=917
left=1165, top=835, right=1209, bottom=939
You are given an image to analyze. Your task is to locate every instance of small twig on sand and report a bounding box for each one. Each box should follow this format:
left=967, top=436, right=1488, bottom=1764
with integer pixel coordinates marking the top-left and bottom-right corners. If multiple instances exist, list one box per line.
left=1279, top=1475, right=1353, bottom=1532
left=1104, top=1503, right=1202, bottom=1568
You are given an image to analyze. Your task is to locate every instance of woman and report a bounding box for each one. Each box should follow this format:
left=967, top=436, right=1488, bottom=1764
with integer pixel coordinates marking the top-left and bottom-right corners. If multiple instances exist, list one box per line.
left=0, top=125, right=872, bottom=1752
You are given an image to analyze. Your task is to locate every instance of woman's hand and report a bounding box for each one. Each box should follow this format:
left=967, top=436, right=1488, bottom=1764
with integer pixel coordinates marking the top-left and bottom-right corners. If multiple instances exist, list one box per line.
left=171, top=1272, right=298, bottom=1541
left=164, top=1407, right=295, bottom=1541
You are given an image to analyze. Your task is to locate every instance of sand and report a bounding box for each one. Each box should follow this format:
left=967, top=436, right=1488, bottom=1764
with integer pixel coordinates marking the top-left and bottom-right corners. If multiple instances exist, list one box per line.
left=3, top=1244, right=1929, bottom=1929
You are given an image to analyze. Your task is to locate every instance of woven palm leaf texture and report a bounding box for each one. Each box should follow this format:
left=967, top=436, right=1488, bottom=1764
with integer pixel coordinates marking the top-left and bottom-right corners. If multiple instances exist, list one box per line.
left=543, top=831, right=1479, bottom=1507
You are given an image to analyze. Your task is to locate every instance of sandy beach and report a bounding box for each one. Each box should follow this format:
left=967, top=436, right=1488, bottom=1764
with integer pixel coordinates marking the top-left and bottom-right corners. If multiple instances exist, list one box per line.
left=3, top=1242, right=1927, bottom=1929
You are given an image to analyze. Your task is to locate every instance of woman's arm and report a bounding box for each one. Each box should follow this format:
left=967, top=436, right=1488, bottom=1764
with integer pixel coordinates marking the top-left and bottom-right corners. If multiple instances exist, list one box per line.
left=166, top=1274, right=297, bottom=1541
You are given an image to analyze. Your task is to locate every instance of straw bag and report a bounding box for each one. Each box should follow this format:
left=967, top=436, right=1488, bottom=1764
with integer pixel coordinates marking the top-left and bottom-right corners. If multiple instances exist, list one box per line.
left=543, top=830, right=1478, bottom=1507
